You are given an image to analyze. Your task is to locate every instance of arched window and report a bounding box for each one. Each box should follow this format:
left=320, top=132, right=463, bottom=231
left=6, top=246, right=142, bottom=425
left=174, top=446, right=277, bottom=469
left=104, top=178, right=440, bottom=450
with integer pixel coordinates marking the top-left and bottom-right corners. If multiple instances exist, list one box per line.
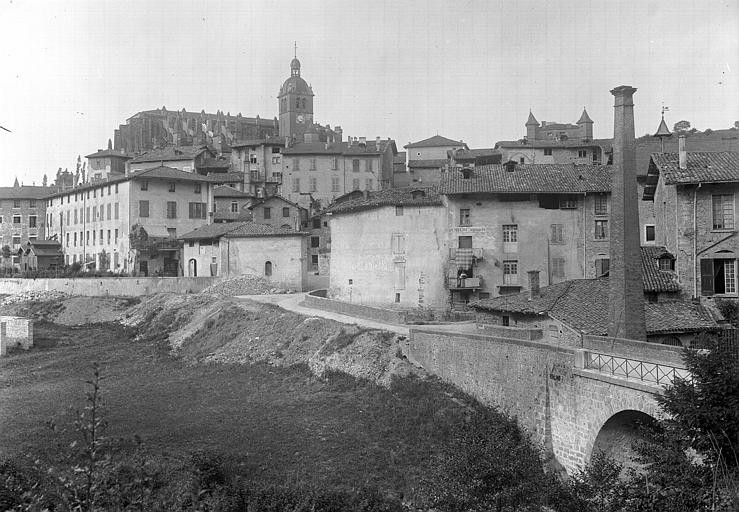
left=295, top=97, right=300, bottom=109
left=265, top=261, right=272, bottom=276
left=301, top=98, right=307, bottom=109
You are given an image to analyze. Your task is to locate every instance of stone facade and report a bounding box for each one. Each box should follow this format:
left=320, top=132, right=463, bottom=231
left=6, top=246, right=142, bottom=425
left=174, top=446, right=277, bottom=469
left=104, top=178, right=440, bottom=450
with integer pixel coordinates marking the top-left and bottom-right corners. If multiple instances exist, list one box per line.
left=0, top=186, right=54, bottom=270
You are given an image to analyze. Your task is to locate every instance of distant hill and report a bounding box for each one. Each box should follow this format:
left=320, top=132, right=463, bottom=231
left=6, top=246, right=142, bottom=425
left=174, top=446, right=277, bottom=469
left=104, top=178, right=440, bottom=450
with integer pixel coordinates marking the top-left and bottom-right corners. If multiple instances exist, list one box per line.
left=635, top=128, right=739, bottom=175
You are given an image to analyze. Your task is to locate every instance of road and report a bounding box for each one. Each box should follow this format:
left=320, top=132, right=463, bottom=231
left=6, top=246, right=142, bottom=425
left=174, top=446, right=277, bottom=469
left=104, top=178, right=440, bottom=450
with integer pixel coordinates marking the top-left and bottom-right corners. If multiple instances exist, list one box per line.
left=234, top=292, right=480, bottom=336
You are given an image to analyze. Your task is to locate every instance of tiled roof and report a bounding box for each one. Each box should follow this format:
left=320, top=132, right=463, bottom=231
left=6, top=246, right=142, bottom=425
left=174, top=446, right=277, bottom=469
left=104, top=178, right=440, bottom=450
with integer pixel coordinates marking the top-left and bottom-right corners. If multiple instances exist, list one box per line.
left=0, top=186, right=59, bottom=200
left=178, top=222, right=247, bottom=240
left=635, top=128, right=739, bottom=176
left=131, top=166, right=222, bottom=183
left=326, top=187, right=442, bottom=215
left=214, top=185, right=253, bottom=198
left=649, top=152, right=739, bottom=185
left=283, top=140, right=394, bottom=156
left=539, top=122, right=579, bottom=131
left=207, top=171, right=245, bottom=184
left=248, top=195, right=303, bottom=211
left=471, top=278, right=718, bottom=335
left=129, top=145, right=211, bottom=163
left=438, top=163, right=611, bottom=194
left=199, top=157, right=231, bottom=170
left=85, top=149, right=132, bottom=159
left=641, top=246, right=681, bottom=292
left=408, top=159, right=448, bottom=169
left=405, top=135, right=465, bottom=148
left=231, top=137, right=286, bottom=148
left=214, top=211, right=250, bottom=222
left=452, top=148, right=501, bottom=161
left=223, top=222, right=306, bottom=238
left=577, top=109, right=593, bottom=124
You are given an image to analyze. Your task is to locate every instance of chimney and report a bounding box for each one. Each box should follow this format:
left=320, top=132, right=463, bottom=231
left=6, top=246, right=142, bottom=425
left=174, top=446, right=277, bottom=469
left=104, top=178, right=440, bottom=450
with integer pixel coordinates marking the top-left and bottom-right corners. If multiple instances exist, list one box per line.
left=608, top=85, right=646, bottom=341
left=334, top=126, right=343, bottom=142
left=678, top=134, right=687, bottom=170
left=359, top=136, right=366, bottom=147
left=527, top=270, right=540, bottom=300
left=375, top=136, right=381, bottom=151
left=504, top=160, right=517, bottom=172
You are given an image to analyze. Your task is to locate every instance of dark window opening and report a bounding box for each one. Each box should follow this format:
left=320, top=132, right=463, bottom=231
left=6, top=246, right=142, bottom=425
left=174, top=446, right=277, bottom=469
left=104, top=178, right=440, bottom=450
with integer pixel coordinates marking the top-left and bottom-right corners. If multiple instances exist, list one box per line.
left=538, top=194, right=560, bottom=209
left=502, top=315, right=510, bottom=326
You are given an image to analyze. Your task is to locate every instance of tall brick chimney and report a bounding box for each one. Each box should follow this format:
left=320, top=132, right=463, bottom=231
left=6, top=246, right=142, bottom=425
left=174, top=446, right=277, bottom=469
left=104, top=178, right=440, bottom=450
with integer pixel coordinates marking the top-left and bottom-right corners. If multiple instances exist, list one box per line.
left=608, top=86, right=646, bottom=340
left=678, top=134, right=687, bottom=170
left=527, top=270, right=540, bottom=300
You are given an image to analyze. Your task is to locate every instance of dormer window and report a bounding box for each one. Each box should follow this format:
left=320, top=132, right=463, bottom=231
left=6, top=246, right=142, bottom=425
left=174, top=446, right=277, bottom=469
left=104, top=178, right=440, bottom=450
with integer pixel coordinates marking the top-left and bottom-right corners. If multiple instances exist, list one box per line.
left=658, top=253, right=676, bottom=271
left=461, top=168, right=473, bottom=179
left=411, top=190, right=426, bottom=199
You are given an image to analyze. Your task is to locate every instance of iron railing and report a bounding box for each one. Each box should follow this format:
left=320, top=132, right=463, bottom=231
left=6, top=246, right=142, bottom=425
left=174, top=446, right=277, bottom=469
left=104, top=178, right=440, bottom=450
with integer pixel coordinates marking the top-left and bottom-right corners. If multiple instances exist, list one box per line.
left=584, top=352, right=691, bottom=385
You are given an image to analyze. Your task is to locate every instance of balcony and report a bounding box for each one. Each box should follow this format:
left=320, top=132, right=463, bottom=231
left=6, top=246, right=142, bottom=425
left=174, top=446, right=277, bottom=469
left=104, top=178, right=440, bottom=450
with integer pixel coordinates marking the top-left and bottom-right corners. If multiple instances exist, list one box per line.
left=449, top=247, right=484, bottom=260
left=447, top=276, right=483, bottom=290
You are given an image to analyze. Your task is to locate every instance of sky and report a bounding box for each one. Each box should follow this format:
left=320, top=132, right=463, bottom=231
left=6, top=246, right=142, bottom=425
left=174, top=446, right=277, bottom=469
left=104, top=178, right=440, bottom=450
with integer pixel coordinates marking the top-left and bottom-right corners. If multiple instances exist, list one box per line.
left=0, top=0, right=737, bottom=187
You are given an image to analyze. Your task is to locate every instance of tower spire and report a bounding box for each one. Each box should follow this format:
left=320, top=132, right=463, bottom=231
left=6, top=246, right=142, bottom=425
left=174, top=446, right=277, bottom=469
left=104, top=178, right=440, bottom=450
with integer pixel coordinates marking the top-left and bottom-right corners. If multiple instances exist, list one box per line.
left=294, top=41, right=297, bottom=58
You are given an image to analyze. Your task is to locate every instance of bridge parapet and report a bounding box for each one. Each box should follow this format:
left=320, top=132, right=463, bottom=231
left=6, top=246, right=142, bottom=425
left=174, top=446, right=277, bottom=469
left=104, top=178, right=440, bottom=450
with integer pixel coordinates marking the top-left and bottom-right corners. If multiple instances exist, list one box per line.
left=582, top=334, right=685, bottom=366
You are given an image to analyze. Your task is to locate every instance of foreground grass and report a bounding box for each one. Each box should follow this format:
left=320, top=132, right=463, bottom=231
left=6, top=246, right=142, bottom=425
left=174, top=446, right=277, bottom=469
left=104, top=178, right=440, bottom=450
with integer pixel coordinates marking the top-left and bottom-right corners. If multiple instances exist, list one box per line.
left=0, top=320, right=477, bottom=497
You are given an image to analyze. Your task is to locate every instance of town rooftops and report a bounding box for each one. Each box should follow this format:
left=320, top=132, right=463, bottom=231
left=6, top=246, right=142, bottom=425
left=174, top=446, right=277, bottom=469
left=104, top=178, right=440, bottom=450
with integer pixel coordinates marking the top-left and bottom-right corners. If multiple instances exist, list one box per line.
left=643, top=152, right=739, bottom=200
left=0, top=185, right=59, bottom=200
left=405, top=135, right=467, bottom=149
left=231, top=137, right=286, bottom=148
left=207, top=171, right=245, bottom=185
left=470, top=278, right=718, bottom=335
left=85, top=148, right=133, bottom=159
left=438, top=163, right=611, bottom=195
left=282, top=139, right=395, bottom=156
left=129, top=145, right=213, bottom=163
left=127, top=108, right=275, bottom=125
left=494, top=138, right=612, bottom=150
left=214, top=185, right=253, bottom=198
left=326, top=187, right=442, bottom=215
left=179, top=221, right=305, bottom=240
left=451, top=148, right=502, bottom=161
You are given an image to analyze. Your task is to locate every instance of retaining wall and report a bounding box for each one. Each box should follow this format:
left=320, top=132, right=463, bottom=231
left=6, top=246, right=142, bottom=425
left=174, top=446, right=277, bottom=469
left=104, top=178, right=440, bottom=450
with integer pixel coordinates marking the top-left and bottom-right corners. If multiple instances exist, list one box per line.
left=0, top=277, right=221, bottom=297
left=304, top=289, right=408, bottom=324
left=0, top=316, right=33, bottom=355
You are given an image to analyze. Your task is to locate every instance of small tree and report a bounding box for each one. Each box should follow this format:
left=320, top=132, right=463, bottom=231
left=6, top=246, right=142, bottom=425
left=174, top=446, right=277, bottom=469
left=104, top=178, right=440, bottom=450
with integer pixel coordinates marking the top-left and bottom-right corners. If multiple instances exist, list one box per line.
left=674, top=120, right=692, bottom=134
left=99, top=250, right=110, bottom=272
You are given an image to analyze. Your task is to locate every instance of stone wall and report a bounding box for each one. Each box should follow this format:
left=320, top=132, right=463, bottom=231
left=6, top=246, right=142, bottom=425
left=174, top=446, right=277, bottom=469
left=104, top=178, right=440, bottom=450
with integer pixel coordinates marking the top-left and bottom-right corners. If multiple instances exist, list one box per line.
left=0, top=277, right=219, bottom=296
left=304, top=290, right=408, bottom=324
left=0, top=316, right=33, bottom=355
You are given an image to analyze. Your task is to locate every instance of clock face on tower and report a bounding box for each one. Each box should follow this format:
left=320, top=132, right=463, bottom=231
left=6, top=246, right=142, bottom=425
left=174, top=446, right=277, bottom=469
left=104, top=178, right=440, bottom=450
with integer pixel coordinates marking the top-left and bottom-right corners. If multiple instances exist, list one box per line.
left=297, top=114, right=304, bottom=123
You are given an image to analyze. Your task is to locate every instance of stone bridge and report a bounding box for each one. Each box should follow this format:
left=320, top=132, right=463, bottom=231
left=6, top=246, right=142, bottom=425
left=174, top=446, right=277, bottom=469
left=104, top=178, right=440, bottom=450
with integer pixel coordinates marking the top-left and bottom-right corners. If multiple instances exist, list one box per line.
left=403, top=327, right=688, bottom=474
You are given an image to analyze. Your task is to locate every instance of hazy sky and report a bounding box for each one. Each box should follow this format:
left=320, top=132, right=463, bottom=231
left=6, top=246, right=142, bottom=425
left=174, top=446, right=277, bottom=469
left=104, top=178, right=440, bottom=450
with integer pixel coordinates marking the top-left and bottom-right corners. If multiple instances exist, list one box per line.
left=1, top=0, right=737, bottom=187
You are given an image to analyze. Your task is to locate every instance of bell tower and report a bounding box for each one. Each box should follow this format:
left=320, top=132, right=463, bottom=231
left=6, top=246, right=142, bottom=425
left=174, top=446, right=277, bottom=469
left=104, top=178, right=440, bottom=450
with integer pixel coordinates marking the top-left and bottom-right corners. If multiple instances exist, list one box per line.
left=278, top=44, right=314, bottom=140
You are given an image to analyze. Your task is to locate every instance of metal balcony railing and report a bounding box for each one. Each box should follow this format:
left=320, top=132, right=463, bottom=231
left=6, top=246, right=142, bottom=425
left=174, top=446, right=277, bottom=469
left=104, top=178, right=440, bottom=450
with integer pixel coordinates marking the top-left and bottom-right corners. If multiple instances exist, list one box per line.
left=584, top=352, right=691, bottom=385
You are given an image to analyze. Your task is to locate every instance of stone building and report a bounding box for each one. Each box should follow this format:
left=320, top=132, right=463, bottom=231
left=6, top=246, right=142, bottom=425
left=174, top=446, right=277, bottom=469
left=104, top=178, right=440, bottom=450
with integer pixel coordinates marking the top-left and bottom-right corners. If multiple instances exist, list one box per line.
left=127, top=145, right=218, bottom=174
left=230, top=137, right=285, bottom=197
left=281, top=137, right=397, bottom=209
left=44, top=166, right=217, bottom=275
left=86, top=142, right=132, bottom=182
left=403, top=135, right=468, bottom=186
left=248, top=195, right=307, bottom=231
left=0, top=183, right=55, bottom=269
left=643, top=144, right=739, bottom=300
left=326, top=187, right=447, bottom=309
left=113, top=108, right=278, bottom=155
left=213, top=185, right=253, bottom=223
left=179, top=221, right=306, bottom=289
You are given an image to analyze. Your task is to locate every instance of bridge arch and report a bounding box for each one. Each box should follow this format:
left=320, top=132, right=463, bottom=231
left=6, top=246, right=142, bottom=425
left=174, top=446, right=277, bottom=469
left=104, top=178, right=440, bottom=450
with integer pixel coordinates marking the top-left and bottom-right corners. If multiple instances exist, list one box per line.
left=585, top=407, right=659, bottom=469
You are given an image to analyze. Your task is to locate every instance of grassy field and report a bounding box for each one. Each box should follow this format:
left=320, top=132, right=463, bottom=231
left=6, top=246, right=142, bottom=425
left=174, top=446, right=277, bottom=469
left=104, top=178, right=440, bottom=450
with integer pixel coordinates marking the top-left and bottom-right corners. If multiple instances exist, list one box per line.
left=0, top=320, right=478, bottom=497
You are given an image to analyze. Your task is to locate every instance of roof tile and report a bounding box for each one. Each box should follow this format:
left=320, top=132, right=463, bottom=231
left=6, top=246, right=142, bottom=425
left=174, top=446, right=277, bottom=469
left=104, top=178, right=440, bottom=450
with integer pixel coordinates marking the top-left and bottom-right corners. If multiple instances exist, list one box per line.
left=326, top=187, right=442, bottom=215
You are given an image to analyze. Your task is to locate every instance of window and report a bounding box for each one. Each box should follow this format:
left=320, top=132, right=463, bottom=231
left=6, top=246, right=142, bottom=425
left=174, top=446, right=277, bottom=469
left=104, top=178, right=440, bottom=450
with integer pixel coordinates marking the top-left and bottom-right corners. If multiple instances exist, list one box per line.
left=29, top=199, right=36, bottom=208
left=368, top=159, right=374, bottom=171
left=115, top=184, right=118, bottom=193
left=28, top=216, right=36, bottom=228
left=12, top=235, right=20, bottom=247
left=93, top=189, right=97, bottom=198
left=352, top=178, right=360, bottom=191
left=595, top=220, right=608, bottom=239
left=272, top=156, right=280, bottom=164
left=712, top=194, right=734, bottom=229
left=312, top=218, right=321, bottom=229
left=552, top=257, right=565, bottom=278
left=107, top=186, right=111, bottom=196
left=292, top=178, right=300, bottom=193
left=140, top=180, right=148, bottom=191
left=293, top=158, right=300, bottom=171
left=74, top=209, right=78, bottom=224
left=107, top=203, right=112, bottom=220
left=13, top=215, right=20, bottom=224
left=395, top=293, right=401, bottom=303
left=503, top=260, right=518, bottom=284
left=283, top=207, right=290, bottom=218
left=550, top=224, right=564, bottom=244
left=311, top=255, right=319, bottom=268
left=139, top=200, right=149, bottom=217
left=265, top=261, right=272, bottom=276
left=263, top=207, right=271, bottom=219
left=645, top=224, right=656, bottom=243
left=310, top=236, right=320, bottom=248
left=114, top=229, right=118, bottom=243
left=92, top=205, right=97, bottom=220
left=594, top=194, right=608, bottom=215
left=391, top=233, right=406, bottom=254
left=395, top=205, right=403, bottom=216
left=502, top=315, right=510, bottom=326
left=93, top=230, right=96, bottom=244
left=194, top=183, right=201, bottom=194
left=659, top=256, right=675, bottom=271
left=519, top=157, right=525, bottom=164
left=394, top=262, right=406, bottom=290
left=249, top=154, right=257, bottom=164
left=503, top=224, right=518, bottom=252
left=543, top=148, right=553, bottom=156
left=365, top=178, right=373, bottom=190
left=559, top=195, right=577, bottom=209
left=114, top=203, right=119, bottom=220
left=99, top=229, right=103, bottom=244
left=310, top=158, right=316, bottom=171
left=166, top=201, right=177, bottom=219
left=578, top=150, right=587, bottom=158
left=595, top=258, right=610, bottom=277
left=13, top=200, right=20, bottom=208
left=331, top=177, right=340, bottom=192
left=231, top=201, right=239, bottom=213
left=701, top=259, right=737, bottom=295
left=86, top=231, right=90, bottom=245
left=332, top=157, right=338, bottom=170
left=107, top=230, right=111, bottom=245
left=189, top=202, right=206, bottom=219
left=458, top=236, right=472, bottom=249
left=352, top=159, right=360, bottom=172
left=272, top=146, right=280, bottom=154
left=459, top=209, right=471, bottom=226
left=309, top=177, right=317, bottom=192
left=73, top=232, right=77, bottom=246
left=168, top=182, right=176, bottom=192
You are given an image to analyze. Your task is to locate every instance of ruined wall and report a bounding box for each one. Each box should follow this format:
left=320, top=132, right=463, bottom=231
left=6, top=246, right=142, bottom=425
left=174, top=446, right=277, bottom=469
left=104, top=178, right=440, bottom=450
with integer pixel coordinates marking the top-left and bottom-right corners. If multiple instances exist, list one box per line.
left=0, top=316, right=33, bottom=355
